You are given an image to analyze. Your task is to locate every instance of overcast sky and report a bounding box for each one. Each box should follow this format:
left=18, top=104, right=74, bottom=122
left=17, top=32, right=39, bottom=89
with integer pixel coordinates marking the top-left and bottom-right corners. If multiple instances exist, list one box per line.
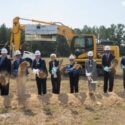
left=0, top=0, right=125, bottom=28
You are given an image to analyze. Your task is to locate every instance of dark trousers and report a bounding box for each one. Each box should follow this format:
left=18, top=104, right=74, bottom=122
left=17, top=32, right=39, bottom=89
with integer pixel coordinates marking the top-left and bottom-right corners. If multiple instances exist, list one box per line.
left=123, top=70, right=125, bottom=90
left=36, top=77, right=47, bottom=95
left=103, top=71, right=114, bottom=93
left=51, top=77, right=61, bottom=94
left=69, top=74, right=79, bottom=93
left=0, top=83, right=9, bottom=96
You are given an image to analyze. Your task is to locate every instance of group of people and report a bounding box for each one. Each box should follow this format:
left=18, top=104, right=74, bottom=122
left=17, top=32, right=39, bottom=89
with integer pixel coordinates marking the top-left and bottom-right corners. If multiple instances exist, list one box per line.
left=0, top=45, right=125, bottom=99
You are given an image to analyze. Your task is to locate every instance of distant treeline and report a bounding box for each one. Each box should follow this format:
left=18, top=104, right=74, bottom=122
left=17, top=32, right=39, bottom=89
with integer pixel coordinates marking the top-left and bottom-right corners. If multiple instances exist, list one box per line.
left=0, top=23, right=125, bottom=56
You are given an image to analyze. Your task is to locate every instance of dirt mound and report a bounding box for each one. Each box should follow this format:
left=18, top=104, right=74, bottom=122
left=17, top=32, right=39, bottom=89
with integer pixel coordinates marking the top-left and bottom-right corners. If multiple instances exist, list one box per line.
left=84, top=93, right=102, bottom=109
left=56, top=109, right=74, bottom=125
left=1, top=91, right=124, bottom=110
left=67, top=93, right=82, bottom=106
left=84, top=92, right=124, bottom=109
left=102, top=92, right=124, bottom=107
left=11, top=94, right=42, bottom=109
left=49, top=94, right=61, bottom=105
left=41, top=93, right=86, bottom=106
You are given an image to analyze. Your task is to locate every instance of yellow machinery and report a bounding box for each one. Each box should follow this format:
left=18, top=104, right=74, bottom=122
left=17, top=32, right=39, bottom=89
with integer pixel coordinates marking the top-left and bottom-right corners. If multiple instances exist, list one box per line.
left=10, top=16, right=120, bottom=74
left=10, top=16, right=75, bottom=51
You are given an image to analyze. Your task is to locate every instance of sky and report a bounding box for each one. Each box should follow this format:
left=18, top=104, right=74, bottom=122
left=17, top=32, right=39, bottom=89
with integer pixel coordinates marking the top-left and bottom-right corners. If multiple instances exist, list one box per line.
left=0, top=0, right=125, bottom=28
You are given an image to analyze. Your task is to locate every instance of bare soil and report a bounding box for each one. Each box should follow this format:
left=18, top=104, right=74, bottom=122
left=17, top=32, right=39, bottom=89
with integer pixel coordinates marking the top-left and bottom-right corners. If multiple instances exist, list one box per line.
left=0, top=58, right=125, bottom=125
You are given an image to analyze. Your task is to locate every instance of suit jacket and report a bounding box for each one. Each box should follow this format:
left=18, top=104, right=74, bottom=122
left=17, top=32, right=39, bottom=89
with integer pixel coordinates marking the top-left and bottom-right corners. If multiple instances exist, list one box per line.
left=121, top=56, right=125, bottom=66
left=102, top=53, right=115, bottom=67
left=32, top=58, right=48, bottom=74
left=49, top=60, right=60, bottom=78
left=0, top=57, right=11, bottom=74
left=85, top=59, right=97, bottom=79
left=13, top=58, right=24, bottom=71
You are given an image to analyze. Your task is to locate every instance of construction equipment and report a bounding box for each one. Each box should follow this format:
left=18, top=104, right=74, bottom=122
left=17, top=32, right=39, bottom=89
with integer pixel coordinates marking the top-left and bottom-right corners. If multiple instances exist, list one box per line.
left=71, top=36, right=120, bottom=74
left=10, top=17, right=75, bottom=51
left=10, top=17, right=120, bottom=74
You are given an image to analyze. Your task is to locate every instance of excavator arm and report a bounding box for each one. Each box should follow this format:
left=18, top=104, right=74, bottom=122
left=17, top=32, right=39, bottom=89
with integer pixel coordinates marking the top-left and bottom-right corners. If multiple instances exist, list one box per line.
left=10, top=16, right=75, bottom=51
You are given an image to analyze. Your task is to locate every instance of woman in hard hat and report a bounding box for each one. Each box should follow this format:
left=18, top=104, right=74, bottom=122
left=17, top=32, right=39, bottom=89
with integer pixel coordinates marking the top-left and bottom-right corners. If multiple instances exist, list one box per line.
left=13, top=50, right=24, bottom=77
left=66, top=54, right=80, bottom=93
left=0, top=48, right=11, bottom=107
left=102, top=46, right=115, bottom=93
left=13, top=50, right=29, bottom=101
left=49, top=53, right=61, bottom=94
left=32, top=50, right=48, bottom=95
left=85, top=51, right=97, bottom=96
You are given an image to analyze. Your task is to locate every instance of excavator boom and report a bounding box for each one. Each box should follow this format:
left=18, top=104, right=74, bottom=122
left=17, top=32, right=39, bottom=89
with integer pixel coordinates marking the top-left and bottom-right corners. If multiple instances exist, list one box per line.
left=10, top=16, right=75, bottom=51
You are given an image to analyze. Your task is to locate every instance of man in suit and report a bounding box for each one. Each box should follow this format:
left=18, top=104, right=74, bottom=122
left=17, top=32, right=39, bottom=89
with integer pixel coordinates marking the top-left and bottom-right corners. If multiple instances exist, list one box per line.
left=121, top=56, right=125, bottom=91
left=85, top=51, right=97, bottom=96
left=0, top=48, right=11, bottom=96
left=49, top=53, right=61, bottom=94
left=32, top=50, right=48, bottom=95
left=102, top=46, right=115, bottom=93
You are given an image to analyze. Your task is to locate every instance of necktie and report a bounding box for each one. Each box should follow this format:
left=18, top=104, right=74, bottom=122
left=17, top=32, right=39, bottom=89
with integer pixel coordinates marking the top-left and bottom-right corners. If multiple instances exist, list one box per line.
left=89, top=60, right=92, bottom=67
left=106, top=54, right=109, bottom=62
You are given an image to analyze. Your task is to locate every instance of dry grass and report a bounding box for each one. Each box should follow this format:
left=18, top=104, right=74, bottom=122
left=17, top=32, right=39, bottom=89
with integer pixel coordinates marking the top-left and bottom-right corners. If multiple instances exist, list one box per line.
left=0, top=58, right=125, bottom=125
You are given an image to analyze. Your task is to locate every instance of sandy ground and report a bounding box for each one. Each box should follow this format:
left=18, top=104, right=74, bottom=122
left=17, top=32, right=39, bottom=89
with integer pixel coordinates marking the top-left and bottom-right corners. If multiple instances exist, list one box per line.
left=0, top=58, right=125, bottom=125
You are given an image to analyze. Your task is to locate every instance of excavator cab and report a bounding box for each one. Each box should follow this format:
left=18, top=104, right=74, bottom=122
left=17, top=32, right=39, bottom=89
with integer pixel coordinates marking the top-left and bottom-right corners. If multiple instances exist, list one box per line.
left=71, top=35, right=94, bottom=57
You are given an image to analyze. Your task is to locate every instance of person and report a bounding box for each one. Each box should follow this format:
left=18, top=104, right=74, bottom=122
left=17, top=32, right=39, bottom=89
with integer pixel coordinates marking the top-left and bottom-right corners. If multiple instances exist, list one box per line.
left=0, top=48, right=11, bottom=96
left=102, top=46, right=115, bottom=93
left=13, top=50, right=24, bottom=77
left=85, top=51, right=97, bottom=96
left=121, top=56, right=125, bottom=91
left=32, top=50, right=48, bottom=95
left=49, top=53, right=61, bottom=94
left=66, top=55, right=80, bottom=93
left=0, top=48, right=11, bottom=108
left=13, top=50, right=29, bottom=102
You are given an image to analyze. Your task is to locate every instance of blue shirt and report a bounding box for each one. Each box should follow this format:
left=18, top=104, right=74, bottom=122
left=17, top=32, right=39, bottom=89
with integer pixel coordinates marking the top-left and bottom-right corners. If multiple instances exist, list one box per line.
left=66, top=64, right=80, bottom=76
left=13, top=58, right=24, bottom=77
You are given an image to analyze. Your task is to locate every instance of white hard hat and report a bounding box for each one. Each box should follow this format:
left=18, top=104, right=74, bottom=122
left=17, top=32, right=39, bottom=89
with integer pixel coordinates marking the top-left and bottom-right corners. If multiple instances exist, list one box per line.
left=104, top=46, right=111, bottom=51
left=50, top=53, right=56, bottom=58
left=69, top=54, right=75, bottom=60
left=15, top=50, right=21, bottom=56
left=1, top=48, right=8, bottom=54
left=87, top=51, right=93, bottom=57
left=35, top=50, right=41, bottom=56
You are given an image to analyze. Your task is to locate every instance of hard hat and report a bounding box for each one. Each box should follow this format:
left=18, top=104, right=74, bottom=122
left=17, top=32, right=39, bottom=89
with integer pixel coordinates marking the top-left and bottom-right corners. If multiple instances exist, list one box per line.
left=69, top=54, right=75, bottom=60
left=35, top=50, right=41, bottom=56
left=104, top=46, right=111, bottom=51
left=87, top=51, right=93, bottom=57
left=50, top=53, right=56, bottom=58
left=1, top=48, right=8, bottom=54
left=15, top=50, right=21, bottom=56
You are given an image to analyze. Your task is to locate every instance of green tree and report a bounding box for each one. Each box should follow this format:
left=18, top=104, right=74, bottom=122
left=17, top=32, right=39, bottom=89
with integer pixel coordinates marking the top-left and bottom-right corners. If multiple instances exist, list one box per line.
left=0, top=24, right=8, bottom=44
left=82, top=25, right=92, bottom=34
left=74, top=28, right=82, bottom=34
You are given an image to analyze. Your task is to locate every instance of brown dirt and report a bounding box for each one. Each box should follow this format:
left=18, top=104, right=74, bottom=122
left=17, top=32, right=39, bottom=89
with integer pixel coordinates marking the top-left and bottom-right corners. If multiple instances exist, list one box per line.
left=0, top=58, right=125, bottom=125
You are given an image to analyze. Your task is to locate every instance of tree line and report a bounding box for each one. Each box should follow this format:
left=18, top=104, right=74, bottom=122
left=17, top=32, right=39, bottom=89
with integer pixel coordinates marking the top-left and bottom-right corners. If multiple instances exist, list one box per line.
left=74, top=24, right=125, bottom=46
left=0, top=23, right=125, bottom=55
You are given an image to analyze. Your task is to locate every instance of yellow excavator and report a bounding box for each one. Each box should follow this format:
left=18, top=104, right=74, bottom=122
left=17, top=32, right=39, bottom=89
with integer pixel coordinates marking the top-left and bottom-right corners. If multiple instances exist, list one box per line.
left=10, top=16, right=74, bottom=51
left=10, top=16, right=120, bottom=74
